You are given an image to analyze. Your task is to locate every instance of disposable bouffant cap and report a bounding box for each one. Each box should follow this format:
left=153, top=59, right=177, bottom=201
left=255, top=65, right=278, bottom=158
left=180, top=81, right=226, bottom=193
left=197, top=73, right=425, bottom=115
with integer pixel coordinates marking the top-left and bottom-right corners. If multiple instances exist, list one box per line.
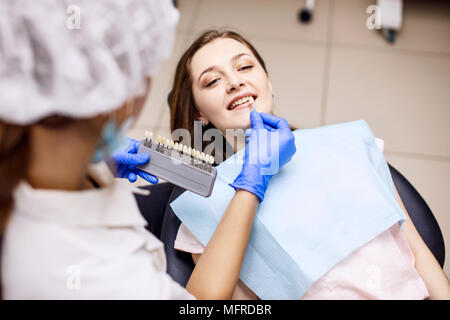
left=0, top=0, right=179, bottom=124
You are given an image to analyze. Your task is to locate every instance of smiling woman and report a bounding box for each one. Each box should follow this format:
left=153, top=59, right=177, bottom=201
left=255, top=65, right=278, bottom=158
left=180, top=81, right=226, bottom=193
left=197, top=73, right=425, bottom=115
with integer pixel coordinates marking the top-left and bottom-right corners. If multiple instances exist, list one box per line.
left=166, top=29, right=450, bottom=300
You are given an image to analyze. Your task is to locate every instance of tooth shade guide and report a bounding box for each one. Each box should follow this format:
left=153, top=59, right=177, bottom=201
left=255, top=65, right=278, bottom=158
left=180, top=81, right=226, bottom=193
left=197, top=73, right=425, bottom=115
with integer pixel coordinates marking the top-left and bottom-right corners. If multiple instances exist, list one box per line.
left=137, top=139, right=217, bottom=197
left=140, top=134, right=215, bottom=170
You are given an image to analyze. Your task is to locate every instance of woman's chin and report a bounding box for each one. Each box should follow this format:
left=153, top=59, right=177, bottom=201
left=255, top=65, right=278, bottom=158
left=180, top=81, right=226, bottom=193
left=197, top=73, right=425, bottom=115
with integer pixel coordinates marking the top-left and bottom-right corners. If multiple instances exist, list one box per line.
left=234, top=117, right=251, bottom=130
left=232, top=109, right=252, bottom=129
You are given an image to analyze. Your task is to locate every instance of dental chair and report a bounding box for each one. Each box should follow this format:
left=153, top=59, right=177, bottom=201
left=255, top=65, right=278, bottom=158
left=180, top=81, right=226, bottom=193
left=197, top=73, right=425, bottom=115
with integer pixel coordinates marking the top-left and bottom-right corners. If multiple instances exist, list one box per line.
left=134, top=163, right=446, bottom=288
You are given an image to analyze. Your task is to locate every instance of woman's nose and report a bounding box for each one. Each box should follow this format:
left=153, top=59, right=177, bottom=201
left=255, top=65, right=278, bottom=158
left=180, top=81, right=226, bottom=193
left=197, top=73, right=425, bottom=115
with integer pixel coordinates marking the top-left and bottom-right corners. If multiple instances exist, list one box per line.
left=226, top=78, right=245, bottom=93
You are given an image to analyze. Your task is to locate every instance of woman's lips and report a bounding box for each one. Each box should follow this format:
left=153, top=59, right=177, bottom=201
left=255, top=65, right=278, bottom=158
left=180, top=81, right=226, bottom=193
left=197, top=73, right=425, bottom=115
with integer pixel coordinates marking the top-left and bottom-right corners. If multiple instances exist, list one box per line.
left=228, top=94, right=256, bottom=110
left=230, top=100, right=253, bottom=110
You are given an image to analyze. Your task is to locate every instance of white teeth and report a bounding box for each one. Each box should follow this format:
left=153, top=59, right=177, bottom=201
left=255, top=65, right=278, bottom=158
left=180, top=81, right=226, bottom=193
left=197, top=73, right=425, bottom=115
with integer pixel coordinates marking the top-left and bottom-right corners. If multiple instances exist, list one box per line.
left=230, top=95, right=254, bottom=109
left=206, top=154, right=214, bottom=164
left=183, top=145, right=188, bottom=154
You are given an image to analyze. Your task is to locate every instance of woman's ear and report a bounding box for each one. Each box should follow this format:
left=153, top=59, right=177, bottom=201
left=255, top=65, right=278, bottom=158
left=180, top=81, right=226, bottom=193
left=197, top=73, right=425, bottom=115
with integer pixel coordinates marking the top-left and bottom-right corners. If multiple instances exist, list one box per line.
left=196, top=112, right=209, bottom=127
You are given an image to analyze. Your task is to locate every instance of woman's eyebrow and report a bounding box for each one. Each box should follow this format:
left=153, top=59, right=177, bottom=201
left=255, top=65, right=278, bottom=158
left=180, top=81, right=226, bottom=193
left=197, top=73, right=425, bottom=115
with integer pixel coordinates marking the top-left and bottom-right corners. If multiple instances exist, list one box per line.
left=198, top=66, right=217, bottom=83
left=197, top=53, right=252, bottom=83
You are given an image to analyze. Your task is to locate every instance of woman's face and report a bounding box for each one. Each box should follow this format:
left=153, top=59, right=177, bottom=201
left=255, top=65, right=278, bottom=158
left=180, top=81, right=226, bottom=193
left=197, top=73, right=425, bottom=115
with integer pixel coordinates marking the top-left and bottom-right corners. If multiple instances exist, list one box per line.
left=190, top=38, right=273, bottom=132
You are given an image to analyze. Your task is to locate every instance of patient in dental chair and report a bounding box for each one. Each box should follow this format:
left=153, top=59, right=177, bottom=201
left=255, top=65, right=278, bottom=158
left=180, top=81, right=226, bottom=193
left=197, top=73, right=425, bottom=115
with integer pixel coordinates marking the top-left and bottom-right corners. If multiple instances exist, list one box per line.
left=167, top=29, right=449, bottom=300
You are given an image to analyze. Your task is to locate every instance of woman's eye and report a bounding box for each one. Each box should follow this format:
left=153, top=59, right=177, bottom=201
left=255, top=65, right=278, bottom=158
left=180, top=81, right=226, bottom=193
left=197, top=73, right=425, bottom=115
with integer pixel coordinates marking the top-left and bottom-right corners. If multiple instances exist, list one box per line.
left=205, top=78, right=219, bottom=87
left=239, top=65, right=253, bottom=71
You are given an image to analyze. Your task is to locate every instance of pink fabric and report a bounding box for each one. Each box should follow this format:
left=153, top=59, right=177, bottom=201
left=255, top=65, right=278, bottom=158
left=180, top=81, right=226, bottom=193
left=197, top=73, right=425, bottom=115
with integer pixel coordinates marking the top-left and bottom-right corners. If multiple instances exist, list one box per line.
left=175, top=223, right=429, bottom=300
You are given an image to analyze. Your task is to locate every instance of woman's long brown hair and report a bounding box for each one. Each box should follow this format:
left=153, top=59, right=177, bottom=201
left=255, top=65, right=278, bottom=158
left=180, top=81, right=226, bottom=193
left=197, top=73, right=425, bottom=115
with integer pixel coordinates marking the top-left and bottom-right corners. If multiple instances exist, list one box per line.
left=0, top=122, right=30, bottom=298
left=0, top=122, right=30, bottom=235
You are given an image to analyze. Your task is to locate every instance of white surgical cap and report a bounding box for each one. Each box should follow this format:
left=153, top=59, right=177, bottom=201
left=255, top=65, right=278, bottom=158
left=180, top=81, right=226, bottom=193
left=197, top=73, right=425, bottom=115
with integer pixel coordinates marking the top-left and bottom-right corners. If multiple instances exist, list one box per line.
left=0, top=0, right=179, bottom=125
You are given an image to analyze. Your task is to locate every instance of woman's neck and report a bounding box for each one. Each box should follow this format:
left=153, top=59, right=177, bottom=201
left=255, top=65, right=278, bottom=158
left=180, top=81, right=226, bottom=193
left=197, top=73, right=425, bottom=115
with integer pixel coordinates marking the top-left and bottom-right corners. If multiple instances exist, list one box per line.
left=26, top=124, right=98, bottom=191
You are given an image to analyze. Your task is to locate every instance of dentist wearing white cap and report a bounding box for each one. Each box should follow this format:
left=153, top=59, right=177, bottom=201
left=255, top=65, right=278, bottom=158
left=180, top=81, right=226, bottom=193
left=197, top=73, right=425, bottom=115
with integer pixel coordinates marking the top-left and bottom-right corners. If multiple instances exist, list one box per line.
left=0, top=0, right=296, bottom=299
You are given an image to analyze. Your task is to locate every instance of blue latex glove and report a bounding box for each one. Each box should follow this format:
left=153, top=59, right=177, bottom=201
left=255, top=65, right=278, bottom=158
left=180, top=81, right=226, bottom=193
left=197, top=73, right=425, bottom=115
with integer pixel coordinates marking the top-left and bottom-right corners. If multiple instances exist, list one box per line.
left=230, top=111, right=296, bottom=202
left=110, top=138, right=159, bottom=184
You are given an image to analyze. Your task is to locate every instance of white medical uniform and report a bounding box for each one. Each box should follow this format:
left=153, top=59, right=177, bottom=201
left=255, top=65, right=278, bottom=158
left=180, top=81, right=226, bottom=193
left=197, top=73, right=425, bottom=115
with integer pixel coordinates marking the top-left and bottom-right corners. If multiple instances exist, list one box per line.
left=1, top=180, right=195, bottom=300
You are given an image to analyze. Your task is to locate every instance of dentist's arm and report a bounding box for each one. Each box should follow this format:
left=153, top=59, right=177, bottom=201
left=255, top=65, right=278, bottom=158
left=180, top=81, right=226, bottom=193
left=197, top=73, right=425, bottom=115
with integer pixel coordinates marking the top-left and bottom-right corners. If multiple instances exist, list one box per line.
left=186, top=189, right=259, bottom=299
left=185, top=111, right=296, bottom=299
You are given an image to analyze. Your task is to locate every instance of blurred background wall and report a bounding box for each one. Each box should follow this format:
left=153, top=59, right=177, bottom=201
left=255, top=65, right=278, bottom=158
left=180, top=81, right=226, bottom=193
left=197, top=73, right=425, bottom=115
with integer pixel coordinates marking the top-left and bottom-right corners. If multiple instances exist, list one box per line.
left=128, top=0, right=450, bottom=277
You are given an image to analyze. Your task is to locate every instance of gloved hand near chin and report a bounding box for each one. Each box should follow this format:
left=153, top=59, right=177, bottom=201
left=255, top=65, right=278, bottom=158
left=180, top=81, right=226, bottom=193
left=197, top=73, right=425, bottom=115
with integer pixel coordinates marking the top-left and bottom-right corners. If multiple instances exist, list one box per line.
left=108, top=138, right=159, bottom=184
left=230, top=110, right=296, bottom=202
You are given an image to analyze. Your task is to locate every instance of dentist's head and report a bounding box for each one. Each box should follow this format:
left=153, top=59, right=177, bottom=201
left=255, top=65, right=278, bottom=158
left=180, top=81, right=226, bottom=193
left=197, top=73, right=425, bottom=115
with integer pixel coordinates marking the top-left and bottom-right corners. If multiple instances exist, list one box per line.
left=0, top=0, right=179, bottom=233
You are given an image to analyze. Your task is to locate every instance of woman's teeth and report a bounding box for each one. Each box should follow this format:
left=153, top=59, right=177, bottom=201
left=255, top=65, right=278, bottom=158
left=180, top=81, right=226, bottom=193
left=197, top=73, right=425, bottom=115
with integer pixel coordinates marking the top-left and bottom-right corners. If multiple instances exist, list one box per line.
left=230, top=96, right=254, bottom=109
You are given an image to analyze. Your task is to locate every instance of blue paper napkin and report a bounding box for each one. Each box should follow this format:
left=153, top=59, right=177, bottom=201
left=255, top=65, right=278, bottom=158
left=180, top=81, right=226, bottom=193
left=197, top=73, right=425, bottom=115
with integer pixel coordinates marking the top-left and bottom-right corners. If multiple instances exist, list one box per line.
left=170, top=120, right=405, bottom=299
